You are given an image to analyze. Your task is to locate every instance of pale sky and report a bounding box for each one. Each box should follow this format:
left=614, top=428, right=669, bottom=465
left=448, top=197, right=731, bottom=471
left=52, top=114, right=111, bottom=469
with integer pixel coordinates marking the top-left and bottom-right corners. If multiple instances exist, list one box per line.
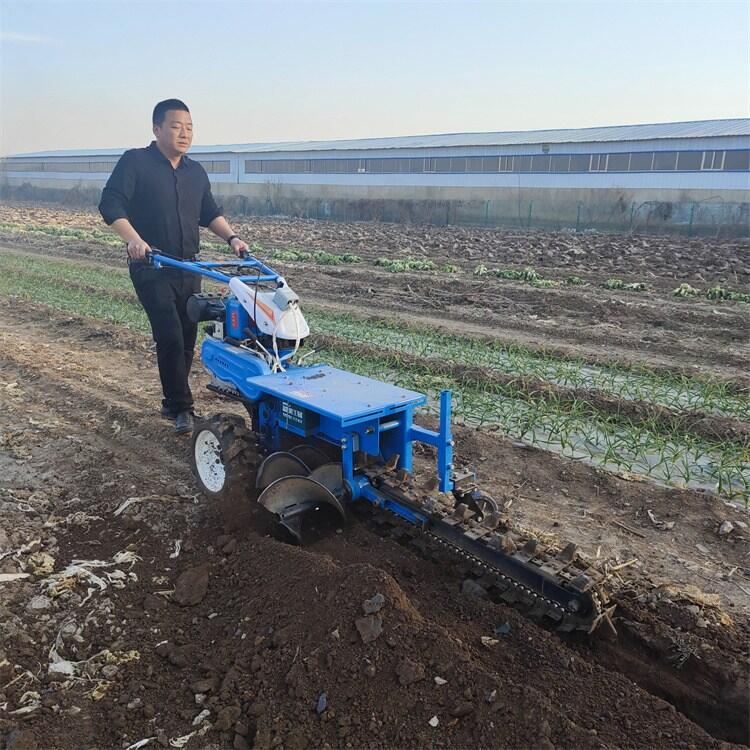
left=0, top=0, right=748, bottom=156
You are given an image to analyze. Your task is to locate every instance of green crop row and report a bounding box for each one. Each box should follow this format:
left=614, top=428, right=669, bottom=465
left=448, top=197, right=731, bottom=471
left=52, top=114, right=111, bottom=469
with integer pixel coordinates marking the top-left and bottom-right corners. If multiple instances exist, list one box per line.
left=304, top=308, right=750, bottom=421
left=3, top=222, right=748, bottom=304
left=0, top=250, right=745, bottom=503
left=0, top=221, right=125, bottom=247
left=318, top=343, right=749, bottom=503
left=265, top=248, right=361, bottom=265
left=472, top=265, right=563, bottom=288
left=0, top=248, right=746, bottom=421
left=473, top=263, right=750, bottom=302
left=373, top=257, right=459, bottom=273
left=672, top=283, right=750, bottom=302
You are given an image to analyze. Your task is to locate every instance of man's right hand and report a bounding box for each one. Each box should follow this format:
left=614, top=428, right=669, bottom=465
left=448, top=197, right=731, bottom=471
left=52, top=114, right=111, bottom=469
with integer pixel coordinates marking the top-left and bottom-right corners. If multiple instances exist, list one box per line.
left=126, top=239, right=151, bottom=260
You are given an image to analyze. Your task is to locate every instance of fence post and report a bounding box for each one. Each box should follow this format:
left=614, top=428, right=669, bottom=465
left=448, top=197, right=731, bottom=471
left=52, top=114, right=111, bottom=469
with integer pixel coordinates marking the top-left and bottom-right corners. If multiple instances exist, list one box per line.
left=527, top=201, right=533, bottom=228
left=687, top=203, right=696, bottom=237
left=575, top=202, right=582, bottom=233
left=484, top=200, right=490, bottom=226
left=628, top=201, right=636, bottom=231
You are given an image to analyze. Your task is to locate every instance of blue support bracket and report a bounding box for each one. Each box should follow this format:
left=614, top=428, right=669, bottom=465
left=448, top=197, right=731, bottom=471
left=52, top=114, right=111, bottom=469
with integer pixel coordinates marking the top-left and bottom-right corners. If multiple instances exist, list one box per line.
left=360, top=483, right=429, bottom=526
left=407, top=390, right=454, bottom=493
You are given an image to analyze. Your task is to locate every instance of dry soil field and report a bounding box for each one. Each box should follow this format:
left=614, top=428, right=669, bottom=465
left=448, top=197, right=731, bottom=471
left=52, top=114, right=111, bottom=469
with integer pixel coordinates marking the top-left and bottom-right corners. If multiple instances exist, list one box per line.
left=0, top=201, right=748, bottom=750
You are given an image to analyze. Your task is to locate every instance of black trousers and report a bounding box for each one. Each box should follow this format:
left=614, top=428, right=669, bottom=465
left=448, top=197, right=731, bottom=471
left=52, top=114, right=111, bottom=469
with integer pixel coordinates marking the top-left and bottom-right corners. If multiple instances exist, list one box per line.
left=130, top=262, right=201, bottom=414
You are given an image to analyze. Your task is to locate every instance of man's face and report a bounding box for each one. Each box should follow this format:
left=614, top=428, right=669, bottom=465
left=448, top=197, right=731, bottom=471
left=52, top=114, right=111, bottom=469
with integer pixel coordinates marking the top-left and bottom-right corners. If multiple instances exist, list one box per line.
left=153, top=109, right=193, bottom=156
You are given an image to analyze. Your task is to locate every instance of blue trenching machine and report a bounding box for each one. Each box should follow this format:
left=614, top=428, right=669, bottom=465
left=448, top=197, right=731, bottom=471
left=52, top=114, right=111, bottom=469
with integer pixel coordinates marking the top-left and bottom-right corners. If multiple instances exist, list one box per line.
left=148, top=250, right=606, bottom=632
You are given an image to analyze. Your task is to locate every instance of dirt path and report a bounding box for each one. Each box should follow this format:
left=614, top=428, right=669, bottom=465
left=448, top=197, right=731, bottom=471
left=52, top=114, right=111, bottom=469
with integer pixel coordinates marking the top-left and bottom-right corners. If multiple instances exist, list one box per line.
left=0, top=301, right=748, bottom=749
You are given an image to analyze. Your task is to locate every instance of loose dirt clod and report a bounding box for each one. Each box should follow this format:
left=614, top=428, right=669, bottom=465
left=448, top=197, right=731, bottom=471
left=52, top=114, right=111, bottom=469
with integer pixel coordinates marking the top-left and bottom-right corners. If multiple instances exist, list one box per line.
left=172, top=565, right=209, bottom=606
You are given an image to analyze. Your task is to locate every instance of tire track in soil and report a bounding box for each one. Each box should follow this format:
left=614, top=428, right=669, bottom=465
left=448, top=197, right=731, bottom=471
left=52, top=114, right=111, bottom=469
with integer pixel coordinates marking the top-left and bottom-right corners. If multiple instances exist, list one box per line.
left=0, top=301, right=748, bottom=747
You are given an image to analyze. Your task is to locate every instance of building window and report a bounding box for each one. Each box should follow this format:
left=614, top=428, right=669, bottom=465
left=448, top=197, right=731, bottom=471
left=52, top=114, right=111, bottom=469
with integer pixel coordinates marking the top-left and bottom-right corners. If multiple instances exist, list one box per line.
left=590, top=154, right=608, bottom=171
left=701, top=150, right=724, bottom=170
left=723, top=149, right=749, bottom=171
left=629, top=152, right=653, bottom=171
left=45, top=161, right=91, bottom=172
left=569, top=154, right=590, bottom=172
left=481, top=156, right=499, bottom=172
left=450, top=157, right=466, bottom=173
left=675, top=152, right=701, bottom=171
left=16, top=147, right=745, bottom=179
left=550, top=155, right=570, bottom=173
left=308, top=159, right=327, bottom=173
left=607, top=153, right=630, bottom=172
left=653, top=152, right=677, bottom=171
left=196, top=160, right=231, bottom=174
left=89, top=161, right=116, bottom=172
left=514, top=155, right=532, bottom=172
left=1, top=160, right=39, bottom=171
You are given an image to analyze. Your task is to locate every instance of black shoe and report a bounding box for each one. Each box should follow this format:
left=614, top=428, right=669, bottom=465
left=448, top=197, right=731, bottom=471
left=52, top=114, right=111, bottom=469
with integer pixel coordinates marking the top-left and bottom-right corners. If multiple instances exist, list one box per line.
left=174, top=411, right=194, bottom=435
left=160, top=406, right=177, bottom=421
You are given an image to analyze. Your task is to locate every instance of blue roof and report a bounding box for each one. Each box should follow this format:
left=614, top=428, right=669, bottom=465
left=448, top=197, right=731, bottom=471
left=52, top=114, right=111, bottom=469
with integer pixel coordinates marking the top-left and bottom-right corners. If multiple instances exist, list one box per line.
left=7, top=118, right=750, bottom=158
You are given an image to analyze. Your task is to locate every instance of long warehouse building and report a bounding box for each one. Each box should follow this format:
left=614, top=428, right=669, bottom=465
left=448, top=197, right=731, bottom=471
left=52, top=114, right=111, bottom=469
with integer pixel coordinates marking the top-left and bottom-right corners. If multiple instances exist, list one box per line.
left=2, top=118, right=749, bottom=235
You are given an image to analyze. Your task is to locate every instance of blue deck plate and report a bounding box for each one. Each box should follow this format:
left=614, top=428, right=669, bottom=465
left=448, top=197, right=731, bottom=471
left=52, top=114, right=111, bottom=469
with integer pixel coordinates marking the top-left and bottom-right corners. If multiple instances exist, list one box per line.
left=248, top=366, right=426, bottom=422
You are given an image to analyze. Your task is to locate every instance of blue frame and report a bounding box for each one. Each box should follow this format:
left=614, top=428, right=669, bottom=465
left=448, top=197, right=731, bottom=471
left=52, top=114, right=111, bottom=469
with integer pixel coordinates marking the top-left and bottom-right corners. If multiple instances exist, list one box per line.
left=149, top=251, right=456, bottom=498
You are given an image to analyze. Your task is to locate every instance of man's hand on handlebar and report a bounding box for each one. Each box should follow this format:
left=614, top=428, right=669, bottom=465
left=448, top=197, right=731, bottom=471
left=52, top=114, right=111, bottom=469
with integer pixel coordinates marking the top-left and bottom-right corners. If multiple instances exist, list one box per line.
left=229, top=236, right=249, bottom=257
left=127, top=239, right=151, bottom=260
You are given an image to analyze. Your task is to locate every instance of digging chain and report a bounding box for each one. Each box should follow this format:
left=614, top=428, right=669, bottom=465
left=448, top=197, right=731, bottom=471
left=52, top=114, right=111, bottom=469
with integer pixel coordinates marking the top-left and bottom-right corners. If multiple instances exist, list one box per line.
left=362, top=502, right=608, bottom=633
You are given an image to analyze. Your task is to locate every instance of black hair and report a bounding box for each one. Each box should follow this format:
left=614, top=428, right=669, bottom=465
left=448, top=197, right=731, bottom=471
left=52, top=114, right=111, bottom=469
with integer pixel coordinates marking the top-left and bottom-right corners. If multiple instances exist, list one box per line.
left=152, top=99, right=190, bottom=127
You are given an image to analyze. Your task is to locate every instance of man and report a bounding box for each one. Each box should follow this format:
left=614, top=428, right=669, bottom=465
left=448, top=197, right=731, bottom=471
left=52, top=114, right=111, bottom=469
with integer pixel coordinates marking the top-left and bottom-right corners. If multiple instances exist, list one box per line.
left=99, top=99, right=248, bottom=435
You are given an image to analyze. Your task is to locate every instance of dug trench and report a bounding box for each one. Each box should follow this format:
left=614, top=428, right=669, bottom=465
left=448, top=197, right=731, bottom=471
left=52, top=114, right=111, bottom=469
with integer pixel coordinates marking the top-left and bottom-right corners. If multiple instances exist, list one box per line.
left=0, top=302, right=748, bottom=748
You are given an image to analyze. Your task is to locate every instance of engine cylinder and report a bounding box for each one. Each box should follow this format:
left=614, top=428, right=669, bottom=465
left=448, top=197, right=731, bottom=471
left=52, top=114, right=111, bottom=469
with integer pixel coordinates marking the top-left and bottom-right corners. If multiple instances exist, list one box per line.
left=186, top=293, right=226, bottom=323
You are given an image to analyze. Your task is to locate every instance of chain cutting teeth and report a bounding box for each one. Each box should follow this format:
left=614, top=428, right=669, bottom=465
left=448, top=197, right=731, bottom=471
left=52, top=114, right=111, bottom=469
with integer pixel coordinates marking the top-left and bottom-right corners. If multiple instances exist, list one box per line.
left=369, top=501, right=606, bottom=632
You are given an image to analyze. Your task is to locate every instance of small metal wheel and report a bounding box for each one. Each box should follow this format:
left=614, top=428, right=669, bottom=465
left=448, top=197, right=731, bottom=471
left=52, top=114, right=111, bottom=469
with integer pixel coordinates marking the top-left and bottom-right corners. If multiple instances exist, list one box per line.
left=190, top=413, right=257, bottom=500
left=465, top=491, right=499, bottom=522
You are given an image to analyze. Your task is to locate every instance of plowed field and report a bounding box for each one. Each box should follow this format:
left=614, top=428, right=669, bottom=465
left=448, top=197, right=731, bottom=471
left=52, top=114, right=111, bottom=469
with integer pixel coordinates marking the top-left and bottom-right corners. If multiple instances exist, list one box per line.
left=0, top=201, right=748, bottom=750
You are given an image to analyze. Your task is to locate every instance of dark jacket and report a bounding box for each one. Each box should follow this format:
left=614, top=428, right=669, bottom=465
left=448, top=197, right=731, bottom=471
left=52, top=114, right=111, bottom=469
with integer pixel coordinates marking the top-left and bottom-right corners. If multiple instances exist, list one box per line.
left=98, top=141, right=222, bottom=258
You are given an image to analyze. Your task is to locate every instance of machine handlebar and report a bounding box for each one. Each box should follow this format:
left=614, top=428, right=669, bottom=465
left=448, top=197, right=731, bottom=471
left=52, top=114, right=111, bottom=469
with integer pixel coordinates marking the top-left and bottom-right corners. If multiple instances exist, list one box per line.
left=144, top=248, right=284, bottom=286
